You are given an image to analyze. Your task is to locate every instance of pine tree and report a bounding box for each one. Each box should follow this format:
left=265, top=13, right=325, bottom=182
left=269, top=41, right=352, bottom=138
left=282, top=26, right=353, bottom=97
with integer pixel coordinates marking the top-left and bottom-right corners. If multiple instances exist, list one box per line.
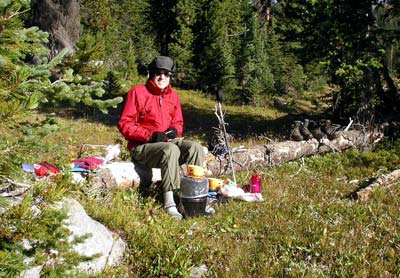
left=147, top=0, right=176, bottom=55
left=194, top=0, right=239, bottom=95
left=80, top=0, right=155, bottom=79
left=169, top=0, right=198, bottom=87
left=0, top=0, right=50, bottom=120
left=237, top=7, right=274, bottom=105
left=0, top=0, right=122, bottom=121
left=0, top=176, right=90, bottom=276
left=279, top=0, right=400, bottom=121
left=28, top=0, right=80, bottom=57
left=262, top=1, right=307, bottom=95
left=118, top=0, right=157, bottom=69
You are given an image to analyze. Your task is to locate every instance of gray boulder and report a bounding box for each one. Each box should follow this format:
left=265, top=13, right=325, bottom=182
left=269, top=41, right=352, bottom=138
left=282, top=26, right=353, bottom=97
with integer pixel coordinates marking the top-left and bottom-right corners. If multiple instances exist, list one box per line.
left=21, top=198, right=126, bottom=277
left=63, top=198, right=126, bottom=273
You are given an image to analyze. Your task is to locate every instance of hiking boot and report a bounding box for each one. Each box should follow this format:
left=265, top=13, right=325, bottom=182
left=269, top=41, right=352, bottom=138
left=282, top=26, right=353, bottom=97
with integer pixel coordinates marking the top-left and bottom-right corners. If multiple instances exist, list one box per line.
left=320, top=119, right=338, bottom=140
left=289, top=121, right=304, bottom=141
left=309, top=120, right=327, bottom=140
left=299, top=119, right=314, bottom=140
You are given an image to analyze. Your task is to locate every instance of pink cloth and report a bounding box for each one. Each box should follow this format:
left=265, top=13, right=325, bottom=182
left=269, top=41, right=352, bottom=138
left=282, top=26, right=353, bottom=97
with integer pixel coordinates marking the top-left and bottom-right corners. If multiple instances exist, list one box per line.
left=71, top=157, right=104, bottom=170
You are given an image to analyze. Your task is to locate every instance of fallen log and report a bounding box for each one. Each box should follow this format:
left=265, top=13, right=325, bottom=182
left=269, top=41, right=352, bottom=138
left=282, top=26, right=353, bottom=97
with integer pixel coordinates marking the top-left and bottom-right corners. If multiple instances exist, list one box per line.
left=206, top=130, right=384, bottom=177
left=90, top=130, right=383, bottom=189
left=90, top=162, right=161, bottom=190
left=352, top=169, right=400, bottom=201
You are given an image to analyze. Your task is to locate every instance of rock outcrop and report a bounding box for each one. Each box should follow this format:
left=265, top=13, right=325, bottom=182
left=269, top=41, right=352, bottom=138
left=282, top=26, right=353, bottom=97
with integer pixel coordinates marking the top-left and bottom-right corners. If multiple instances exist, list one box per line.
left=21, top=198, right=127, bottom=277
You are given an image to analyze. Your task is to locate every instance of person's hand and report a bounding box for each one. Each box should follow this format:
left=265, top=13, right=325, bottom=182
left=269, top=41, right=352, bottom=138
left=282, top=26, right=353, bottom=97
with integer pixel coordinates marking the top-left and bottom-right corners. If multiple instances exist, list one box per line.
left=149, top=132, right=168, bottom=142
left=165, top=126, right=178, bottom=139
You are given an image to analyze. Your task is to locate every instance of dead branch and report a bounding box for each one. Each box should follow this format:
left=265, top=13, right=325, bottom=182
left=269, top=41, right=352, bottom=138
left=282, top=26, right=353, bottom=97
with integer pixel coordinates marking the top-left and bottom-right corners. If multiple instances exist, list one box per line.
left=352, top=169, right=400, bottom=201
left=0, top=176, right=31, bottom=197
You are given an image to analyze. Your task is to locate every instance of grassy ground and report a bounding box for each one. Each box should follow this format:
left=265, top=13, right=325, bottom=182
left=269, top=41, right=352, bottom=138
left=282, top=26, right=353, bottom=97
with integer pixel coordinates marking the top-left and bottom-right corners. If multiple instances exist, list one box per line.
left=1, top=89, right=400, bottom=277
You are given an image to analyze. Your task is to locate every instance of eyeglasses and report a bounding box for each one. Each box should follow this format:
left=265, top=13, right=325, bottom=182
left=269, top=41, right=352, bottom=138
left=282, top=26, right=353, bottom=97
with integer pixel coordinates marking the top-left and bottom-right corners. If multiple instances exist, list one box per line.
left=154, top=70, right=172, bottom=77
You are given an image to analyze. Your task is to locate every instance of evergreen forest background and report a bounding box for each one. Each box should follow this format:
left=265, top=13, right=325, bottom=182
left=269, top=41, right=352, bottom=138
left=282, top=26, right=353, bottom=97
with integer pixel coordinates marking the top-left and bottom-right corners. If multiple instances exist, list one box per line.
left=2, top=0, right=400, bottom=123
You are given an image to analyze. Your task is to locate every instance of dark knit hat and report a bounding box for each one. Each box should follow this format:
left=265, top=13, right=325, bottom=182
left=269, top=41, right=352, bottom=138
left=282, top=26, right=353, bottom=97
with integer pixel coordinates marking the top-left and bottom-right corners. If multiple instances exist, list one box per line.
left=148, top=56, right=175, bottom=73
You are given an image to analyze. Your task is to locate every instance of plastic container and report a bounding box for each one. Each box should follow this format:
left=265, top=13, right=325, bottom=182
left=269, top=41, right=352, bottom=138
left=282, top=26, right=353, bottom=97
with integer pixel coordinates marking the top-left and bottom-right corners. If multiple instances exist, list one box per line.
left=180, top=196, right=207, bottom=217
left=249, top=173, right=261, bottom=193
left=208, top=178, right=224, bottom=192
left=180, top=176, right=208, bottom=198
left=187, top=165, right=206, bottom=178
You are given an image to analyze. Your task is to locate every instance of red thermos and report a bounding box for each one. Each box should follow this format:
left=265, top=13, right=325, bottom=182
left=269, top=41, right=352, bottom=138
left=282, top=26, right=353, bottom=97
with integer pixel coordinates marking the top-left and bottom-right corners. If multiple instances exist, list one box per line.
left=249, top=173, right=261, bottom=193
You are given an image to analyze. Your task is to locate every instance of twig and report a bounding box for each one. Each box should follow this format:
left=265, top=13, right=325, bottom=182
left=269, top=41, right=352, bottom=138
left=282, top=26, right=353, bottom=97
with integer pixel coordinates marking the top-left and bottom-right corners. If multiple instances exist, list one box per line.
left=80, top=144, right=109, bottom=147
left=289, top=157, right=305, bottom=178
left=0, top=176, right=31, bottom=188
left=320, top=138, right=341, bottom=153
left=0, top=176, right=31, bottom=197
left=78, top=143, right=109, bottom=158
left=0, top=144, right=17, bottom=155
left=344, top=117, right=353, bottom=131
left=4, top=8, right=30, bottom=20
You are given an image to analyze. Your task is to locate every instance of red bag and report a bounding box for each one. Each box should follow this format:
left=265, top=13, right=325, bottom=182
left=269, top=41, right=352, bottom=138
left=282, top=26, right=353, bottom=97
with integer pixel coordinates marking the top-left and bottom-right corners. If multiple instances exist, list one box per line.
left=34, top=161, right=59, bottom=177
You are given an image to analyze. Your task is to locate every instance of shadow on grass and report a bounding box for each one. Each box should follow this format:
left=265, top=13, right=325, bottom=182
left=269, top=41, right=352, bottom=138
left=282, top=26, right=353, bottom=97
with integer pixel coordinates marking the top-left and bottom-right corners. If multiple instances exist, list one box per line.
left=43, top=101, right=329, bottom=143
left=347, top=176, right=378, bottom=200
left=181, top=102, right=329, bottom=142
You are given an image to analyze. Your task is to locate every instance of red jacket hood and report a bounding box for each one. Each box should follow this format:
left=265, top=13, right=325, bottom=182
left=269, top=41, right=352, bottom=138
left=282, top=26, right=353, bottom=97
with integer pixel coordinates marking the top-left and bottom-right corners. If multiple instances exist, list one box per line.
left=145, top=79, right=172, bottom=96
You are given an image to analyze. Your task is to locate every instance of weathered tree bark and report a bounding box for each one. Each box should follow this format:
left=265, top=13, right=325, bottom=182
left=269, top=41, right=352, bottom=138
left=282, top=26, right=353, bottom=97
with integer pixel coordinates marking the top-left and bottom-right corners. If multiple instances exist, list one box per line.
left=91, top=162, right=161, bottom=190
left=89, top=130, right=383, bottom=190
left=352, top=169, right=400, bottom=201
left=256, top=0, right=272, bottom=29
left=28, top=0, right=80, bottom=57
left=207, top=130, right=384, bottom=177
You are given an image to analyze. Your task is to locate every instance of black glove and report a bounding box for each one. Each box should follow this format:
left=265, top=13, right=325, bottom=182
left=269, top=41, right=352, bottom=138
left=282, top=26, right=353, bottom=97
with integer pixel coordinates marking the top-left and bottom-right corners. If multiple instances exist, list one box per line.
left=165, top=126, right=178, bottom=139
left=149, top=131, right=168, bottom=143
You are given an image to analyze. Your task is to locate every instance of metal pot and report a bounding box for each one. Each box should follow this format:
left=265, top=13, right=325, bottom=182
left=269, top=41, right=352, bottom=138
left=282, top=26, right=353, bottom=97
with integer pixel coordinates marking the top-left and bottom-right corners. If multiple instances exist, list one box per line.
left=180, top=176, right=208, bottom=198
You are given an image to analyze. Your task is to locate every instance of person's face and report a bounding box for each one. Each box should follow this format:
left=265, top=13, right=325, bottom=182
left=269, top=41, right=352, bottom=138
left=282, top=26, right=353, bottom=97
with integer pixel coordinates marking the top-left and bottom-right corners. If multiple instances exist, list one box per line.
left=152, top=69, right=171, bottom=90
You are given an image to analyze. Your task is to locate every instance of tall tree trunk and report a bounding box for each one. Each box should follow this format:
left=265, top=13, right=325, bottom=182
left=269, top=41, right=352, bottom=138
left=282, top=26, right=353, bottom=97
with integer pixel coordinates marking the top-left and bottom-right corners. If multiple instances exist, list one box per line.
left=256, top=0, right=272, bottom=29
left=381, top=61, right=399, bottom=99
left=28, top=0, right=80, bottom=58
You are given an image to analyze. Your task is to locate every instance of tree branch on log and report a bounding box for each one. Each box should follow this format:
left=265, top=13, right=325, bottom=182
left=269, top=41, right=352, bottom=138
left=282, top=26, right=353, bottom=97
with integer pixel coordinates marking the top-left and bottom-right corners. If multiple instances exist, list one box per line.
left=351, top=169, right=400, bottom=201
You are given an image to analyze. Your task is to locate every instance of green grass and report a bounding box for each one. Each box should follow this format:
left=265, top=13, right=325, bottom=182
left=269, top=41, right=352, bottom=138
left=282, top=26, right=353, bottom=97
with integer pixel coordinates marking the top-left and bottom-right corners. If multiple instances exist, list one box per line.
left=1, top=89, right=400, bottom=277
left=81, top=149, right=400, bottom=277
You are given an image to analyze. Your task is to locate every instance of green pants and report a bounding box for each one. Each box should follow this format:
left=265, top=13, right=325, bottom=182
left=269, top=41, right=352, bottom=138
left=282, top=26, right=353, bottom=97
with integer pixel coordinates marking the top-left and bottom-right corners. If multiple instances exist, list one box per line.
left=131, top=139, right=205, bottom=192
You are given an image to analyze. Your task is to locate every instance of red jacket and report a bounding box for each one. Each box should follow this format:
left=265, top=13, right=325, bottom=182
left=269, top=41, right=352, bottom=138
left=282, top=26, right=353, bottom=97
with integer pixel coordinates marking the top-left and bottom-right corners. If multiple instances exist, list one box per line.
left=118, top=79, right=183, bottom=150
